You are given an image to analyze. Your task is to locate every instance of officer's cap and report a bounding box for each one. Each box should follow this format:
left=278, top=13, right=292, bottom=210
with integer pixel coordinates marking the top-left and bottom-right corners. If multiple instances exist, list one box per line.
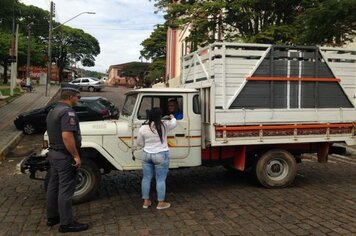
left=61, top=84, right=80, bottom=93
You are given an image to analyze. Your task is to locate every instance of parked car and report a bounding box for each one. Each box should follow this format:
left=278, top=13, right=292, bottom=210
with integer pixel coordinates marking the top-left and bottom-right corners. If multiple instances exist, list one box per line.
left=14, top=96, right=119, bottom=134
left=69, top=77, right=105, bottom=92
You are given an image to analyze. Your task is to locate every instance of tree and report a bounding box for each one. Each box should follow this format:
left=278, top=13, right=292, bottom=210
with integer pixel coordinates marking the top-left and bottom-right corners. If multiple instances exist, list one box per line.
left=0, top=0, right=20, bottom=32
left=140, top=24, right=167, bottom=86
left=0, top=31, right=12, bottom=84
left=0, top=1, right=49, bottom=84
left=0, top=0, right=101, bottom=84
left=296, top=0, right=356, bottom=46
left=120, top=62, right=150, bottom=88
left=79, top=69, right=105, bottom=79
left=224, top=0, right=303, bottom=44
left=154, top=0, right=303, bottom=45
left=52, top=26, right=100, bottom=82
left=141, top=25, right=167, bottom=60
left=0, top=29, right=47, bottom=83
left=18, top=3, right=50, bottom=38
left=0, top=0, right=20, bottom=83
left=151, top=0, right=356, bottom=46
left=146, top=58, right=166, bottom=86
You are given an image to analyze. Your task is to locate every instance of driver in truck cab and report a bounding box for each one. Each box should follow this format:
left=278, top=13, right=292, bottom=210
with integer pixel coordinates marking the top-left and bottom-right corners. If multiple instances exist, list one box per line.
left=167, top=99, right=183, bottom=120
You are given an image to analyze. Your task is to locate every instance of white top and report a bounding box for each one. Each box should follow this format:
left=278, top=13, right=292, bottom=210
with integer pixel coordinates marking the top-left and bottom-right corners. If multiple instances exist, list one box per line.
left=137, top=118, right=177, bottom=153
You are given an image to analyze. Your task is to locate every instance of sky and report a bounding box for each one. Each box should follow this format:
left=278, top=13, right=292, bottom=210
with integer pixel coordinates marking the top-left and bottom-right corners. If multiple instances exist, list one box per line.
left=21, top=0, right=165, bottom=73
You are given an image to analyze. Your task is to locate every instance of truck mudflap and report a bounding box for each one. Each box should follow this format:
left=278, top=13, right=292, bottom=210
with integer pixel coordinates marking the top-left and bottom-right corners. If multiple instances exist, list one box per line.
left=20, top=153, right=50, bottom=180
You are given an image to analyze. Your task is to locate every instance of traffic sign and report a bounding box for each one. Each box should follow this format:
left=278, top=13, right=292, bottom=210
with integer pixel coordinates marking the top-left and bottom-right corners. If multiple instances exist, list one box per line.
left=7, top=56, right=17, bottom=63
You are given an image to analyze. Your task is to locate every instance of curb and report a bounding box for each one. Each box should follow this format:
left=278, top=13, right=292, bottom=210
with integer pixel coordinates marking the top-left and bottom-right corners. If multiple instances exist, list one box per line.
left=343, top=146, right=356, bottom=156
left=0, top=131, right=23, bottom=160
left=332, top=143, right=356, bottom=156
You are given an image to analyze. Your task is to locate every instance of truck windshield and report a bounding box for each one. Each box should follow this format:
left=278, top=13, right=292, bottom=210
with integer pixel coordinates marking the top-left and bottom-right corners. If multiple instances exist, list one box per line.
left=122, top=94, right=138, bottom=117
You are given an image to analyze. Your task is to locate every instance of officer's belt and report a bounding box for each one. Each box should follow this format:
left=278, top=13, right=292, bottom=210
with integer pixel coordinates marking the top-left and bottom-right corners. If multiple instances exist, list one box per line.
left=49, top=147, right=69, bottom=154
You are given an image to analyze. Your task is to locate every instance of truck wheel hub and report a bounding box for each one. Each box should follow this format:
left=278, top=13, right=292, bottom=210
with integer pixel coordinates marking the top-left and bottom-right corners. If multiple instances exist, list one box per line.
left=75, top=169, right=90, bottom=196
left=266, top=158, right=289, bottom=180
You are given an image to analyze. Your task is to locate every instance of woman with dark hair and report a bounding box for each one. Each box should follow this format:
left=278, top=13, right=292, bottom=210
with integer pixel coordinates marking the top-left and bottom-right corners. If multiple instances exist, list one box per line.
left=137, top=107, right=177, bottom=210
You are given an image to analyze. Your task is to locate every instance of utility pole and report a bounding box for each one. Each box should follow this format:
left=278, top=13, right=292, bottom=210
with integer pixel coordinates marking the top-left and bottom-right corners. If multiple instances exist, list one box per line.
left=8, top=0, right=16, bottom=92
left=46, top=1, right=55, bottom=97
left=10, top=24, right=18, bottom=96
left=26, top=23, right=33, bottom=86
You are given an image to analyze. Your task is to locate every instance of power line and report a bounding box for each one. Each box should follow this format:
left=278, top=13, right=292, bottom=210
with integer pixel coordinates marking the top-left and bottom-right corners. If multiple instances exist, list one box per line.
left=75, top=27, right=157, bottom=31
left=26, top=23, right=161, bottom=31
left=71, top=23, right=163, bottom=26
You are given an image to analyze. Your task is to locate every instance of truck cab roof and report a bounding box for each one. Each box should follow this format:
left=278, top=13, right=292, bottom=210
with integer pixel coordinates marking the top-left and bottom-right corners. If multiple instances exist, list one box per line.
left=125, top=87, right=197, bottom=95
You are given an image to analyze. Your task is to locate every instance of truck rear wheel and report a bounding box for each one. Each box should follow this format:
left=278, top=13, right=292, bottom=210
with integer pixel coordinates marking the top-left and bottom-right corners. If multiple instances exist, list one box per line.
left=44, top=158, right=101, bottom=204
left=255, top=149, right=297, bottom=188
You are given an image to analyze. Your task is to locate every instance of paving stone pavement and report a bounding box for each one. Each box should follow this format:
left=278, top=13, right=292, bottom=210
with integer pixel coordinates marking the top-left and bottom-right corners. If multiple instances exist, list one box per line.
left=0, top=85, right=60, bottom=159
left=0, top=153, right=355, bottom=235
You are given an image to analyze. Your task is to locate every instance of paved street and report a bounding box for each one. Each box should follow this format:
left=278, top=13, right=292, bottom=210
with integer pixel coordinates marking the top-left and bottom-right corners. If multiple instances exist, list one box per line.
left=79, top=85, right=129, bottom=112
left=1, top=149, right=356, bottom=235
left=1, top=86, right=356, bottom=235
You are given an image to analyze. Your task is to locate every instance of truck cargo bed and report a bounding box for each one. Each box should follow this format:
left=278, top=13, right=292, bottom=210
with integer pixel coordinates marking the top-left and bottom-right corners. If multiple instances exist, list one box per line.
left=181, top=43, right=356, bottom=146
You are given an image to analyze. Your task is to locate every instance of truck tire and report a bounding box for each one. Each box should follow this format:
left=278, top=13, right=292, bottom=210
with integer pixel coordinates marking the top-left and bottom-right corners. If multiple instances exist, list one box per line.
left=73, top=158, right=101, bottom=204
left=43, top=158, right=101, bottom=204
left=255, top=149, right=297, bottom=188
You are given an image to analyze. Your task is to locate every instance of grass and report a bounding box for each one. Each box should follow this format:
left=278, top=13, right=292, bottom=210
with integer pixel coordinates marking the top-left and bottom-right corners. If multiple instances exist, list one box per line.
left=0, top=87, right=23, bottom=96
left=0, top=83, right=24, bottom=104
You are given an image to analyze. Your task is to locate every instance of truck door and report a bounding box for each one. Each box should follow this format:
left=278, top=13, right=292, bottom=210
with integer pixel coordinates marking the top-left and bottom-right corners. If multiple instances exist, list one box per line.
left=132, top=94, right=189, bottom=160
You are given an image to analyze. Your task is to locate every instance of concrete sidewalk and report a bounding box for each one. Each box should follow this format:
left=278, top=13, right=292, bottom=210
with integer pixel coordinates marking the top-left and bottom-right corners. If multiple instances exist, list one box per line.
left=0, top=85, right=60, bottom=159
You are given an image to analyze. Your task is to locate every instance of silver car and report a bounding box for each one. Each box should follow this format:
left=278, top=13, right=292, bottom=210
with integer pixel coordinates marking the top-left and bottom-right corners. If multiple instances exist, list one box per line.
left=69, top=77, right=105, bottom=92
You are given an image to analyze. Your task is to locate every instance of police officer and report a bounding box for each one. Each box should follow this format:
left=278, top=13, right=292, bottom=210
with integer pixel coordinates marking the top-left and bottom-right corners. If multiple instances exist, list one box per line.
left=46, top=84, right=89, bottom=233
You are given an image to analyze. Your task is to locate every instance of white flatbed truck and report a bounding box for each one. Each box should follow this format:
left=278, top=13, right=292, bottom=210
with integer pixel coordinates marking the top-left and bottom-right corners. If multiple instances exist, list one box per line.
left=22, top=43, right=356, bottom=203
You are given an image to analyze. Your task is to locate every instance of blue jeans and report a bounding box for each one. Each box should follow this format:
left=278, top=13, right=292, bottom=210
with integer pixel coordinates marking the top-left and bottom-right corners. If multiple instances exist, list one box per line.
left=141, top=151, right=169, bottom=201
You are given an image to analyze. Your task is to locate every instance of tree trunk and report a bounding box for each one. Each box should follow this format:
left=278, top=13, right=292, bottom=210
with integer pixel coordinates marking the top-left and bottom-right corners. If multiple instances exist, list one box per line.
left=57, top=57, right=65, bottom=84
left=58, top=62, right=64, bottom=84
left=3, top=62, right=8, bottom=84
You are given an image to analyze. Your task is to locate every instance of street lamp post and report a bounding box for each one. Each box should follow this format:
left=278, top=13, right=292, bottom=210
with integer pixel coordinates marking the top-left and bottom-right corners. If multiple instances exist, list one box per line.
left=45, top=1, right=95, bottom=96
left=52, top=11, right=96, bottom=31
left=45, top=1, right=54, bottom=97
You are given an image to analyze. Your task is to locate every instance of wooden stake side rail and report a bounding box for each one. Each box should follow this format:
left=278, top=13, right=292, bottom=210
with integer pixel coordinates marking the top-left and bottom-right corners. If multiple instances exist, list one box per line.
left=216, top=123, right=355, bottom=131
left=215, top=123, right=356, bottom=138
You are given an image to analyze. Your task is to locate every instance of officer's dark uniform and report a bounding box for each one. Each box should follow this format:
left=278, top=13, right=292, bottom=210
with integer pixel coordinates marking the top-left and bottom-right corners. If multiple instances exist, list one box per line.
left=46, top=88, right=81, bottom=225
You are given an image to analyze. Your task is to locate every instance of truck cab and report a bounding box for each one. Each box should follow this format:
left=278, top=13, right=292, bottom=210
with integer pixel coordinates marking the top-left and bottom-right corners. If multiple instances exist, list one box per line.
left=107, top=88, right=202, bottom=169
left=21, top=88, right=203, bottom=204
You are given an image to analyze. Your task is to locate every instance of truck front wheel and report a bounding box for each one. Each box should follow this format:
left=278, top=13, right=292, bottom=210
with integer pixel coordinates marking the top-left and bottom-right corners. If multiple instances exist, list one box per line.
left=73, top=158, right=101, bottom=204
left=44, top=157, right=101, bottom=204
left=255, top=149, right=297, bottom=188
